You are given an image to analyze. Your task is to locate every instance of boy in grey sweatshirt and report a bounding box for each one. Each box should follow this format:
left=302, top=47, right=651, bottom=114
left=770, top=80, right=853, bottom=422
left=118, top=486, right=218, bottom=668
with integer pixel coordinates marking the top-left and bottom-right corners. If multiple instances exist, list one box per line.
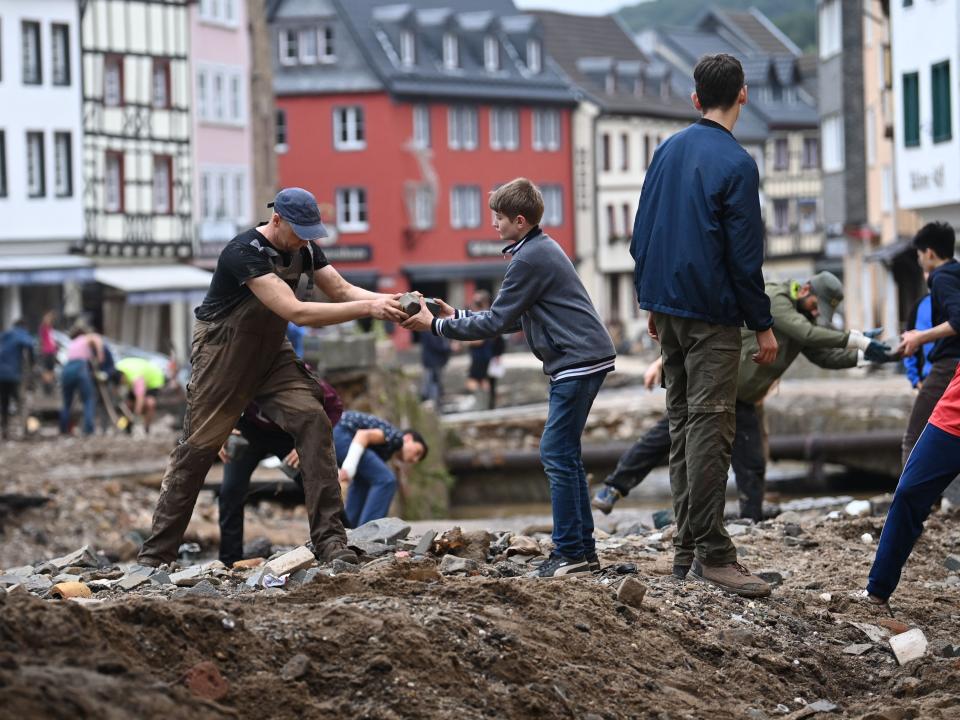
left=404, top=178, right=616, bottom=577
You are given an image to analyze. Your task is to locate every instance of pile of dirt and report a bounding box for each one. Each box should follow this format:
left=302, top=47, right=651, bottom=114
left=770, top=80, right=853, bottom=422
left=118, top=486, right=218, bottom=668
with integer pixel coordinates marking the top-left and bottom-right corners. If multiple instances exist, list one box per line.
left=2, top=512, right=960, bottom=719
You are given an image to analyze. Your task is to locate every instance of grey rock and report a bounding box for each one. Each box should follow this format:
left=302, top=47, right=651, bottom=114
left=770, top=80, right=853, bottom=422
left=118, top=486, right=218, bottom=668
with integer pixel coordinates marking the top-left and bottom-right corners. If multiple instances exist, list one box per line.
left=439, top=555, right=478, bottom=575
left=414, top=531, right=437, bottom=556
left=118, top=571, right=152, bottom=592
left=24, top=575, right=53, bottom=594
left=651, top=509, right=674, bottom=529
left=616, top=522, right=647, bottom=537
left=280, top=653, right=311, bottom=681
left=349, top=540, right=396, bottom=558
left=725, top=523, right=750, bottom=537
left=493, top=561, right=525, bottom=577
left=842, top=643, right=873, bottom=656
left=149, top=571, right=172, bottom=586
left=347, top=517, right=411, bottom=545
left=47, top=546, right=99, bottom=570
left=4, top=565, right=34, bottom=577
left=756, top=571, right=784, bottom=587
left=943, top=476, right=960, bottom=505
left=0, top=574, right=27, bottom=587
left=782, top=523, right=803, bottom=537
left=616, top=577, right=647, bottom=608
left=243, top=536, right=272, bottom=560
left=330, top=559, right=359, bottom=575
left=945, top=554, right=960, bottom=572
left=187, top=581, right=220, bottom=598
left=937, top=642, right=960, bottom=658
left=807, top=700, right=839, bottom=713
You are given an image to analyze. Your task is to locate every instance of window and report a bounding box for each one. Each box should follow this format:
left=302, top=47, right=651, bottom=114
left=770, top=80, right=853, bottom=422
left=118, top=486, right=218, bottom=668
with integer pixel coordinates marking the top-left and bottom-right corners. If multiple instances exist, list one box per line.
left=866, top=107, right=876, bottom=165
left=798, top=199, right=817, bottom=234
left=22, top=21, right=41, bottom=84
left=51, top=23, right=70, bottom=86
left=484, top=35, right=499, bottom=72
left=276, top=109, right=288, bottom=152
left=413, top=105, right=430, bottom=149
left=773, top=199, right=789, bottom=233
left=605, top=204, right=617, bottom=240
left=299, top=28, right=318, bottom=64
left=320, top=26, right=335, bottom=61
left=213, top=72, right=224, bottom=120
left=152, top=59, right=170, bottom=109
left=527, top=39, right=541, bottom=73
left=400, top=30, right=415, bottom=67
left=532, top=109, right=560, bottom=151
left=903, top=71, right=920, bottom=147
left=773, top=138, right=789, bottom=171
left=802, top=137, right=819, bottom=169
left=336, top=188, right=368, bottom=231
left=26, top=132, right=45, bottom=198
left=333, top=107, right=365, bottom=150
left=197, top=70, right=208, bottom=118
left=54, top=132, right=72, bottom=197
left=234, top=173, right=246, bottom=222
left=864, top=0, right=873, bottom=46
left=153, top=155, right=172, bottom=214
left=105, top=151, right=123, bottom=212
left=0, top=132, right=5, bottom=198
left=932, top=60, right=952, bottom=143
left=903, top=0, right=913, bottom=6
left=643, top=134, right=651, bottom=169
left=620, top=133, right=629, bottom=171
left=818, top=0, right=841, bottom=60
left=622, top=203, right=632, bottom=238
left=201, top=172, right=211, bottom=218
left=634, top=76, right=645, bottom=97
left=605, top=73, right=616, bottom=94
left=230, top=73, right=242, bottom=122
left=448, top=106, right=478, bottom=150
left=541, top=185, right=563, bottom=227
left=490, top=108, right=518, bottom=150
left=881, top=166, right=893, bottom=213
left=216, top=174, right=228, bottom=218
left=821, top=114, right=845, bottom=172
left=104, top=55, right=123, bottom=106
left=413, top=186, right=434, bottom=230
left=279, top=29, right=297, bottom=66
left=601, top=133, right=610, bottom=172
left=200, top=0, right=238, bottom=26
left=442, top=33, right=458, bottom=71
left=450, top=186, right=481, bottom=229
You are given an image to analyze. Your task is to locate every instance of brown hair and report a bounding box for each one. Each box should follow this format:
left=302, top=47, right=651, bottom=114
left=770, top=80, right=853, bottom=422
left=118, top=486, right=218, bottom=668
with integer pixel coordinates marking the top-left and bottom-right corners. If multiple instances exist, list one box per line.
left=488, top=178, right=544, bottom=225
left=693, top=53, right=744, bottom=111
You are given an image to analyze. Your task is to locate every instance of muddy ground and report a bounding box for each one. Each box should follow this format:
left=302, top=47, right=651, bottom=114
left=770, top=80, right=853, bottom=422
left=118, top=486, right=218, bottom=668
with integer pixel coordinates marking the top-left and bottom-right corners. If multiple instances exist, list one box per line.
left=2, top=433, right=960, bottom=719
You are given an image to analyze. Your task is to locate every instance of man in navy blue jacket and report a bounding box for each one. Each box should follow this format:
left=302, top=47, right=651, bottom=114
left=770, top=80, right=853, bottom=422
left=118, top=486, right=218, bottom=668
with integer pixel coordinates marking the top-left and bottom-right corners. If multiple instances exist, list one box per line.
left=631, top=54, right=777, bottom=597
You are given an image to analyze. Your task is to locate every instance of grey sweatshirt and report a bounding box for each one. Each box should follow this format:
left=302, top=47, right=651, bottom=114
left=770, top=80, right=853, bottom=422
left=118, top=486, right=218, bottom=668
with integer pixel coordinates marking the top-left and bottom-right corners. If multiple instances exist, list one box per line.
left=431, top=228, right=616, bottom=381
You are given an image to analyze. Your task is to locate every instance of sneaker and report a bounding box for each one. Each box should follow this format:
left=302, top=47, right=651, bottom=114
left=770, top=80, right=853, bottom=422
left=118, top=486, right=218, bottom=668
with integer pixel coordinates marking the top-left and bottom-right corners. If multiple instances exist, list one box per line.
left=672, top=564, right=691, bottom=580
left=591, top=486, right=622, bottom=514
left=531, top=553, right=591, bottom=578
left=317, top=542, right=359, bottom=565
left=690, top=559, right=771, bottom=598
left=585, top=551, right=601, bottom=572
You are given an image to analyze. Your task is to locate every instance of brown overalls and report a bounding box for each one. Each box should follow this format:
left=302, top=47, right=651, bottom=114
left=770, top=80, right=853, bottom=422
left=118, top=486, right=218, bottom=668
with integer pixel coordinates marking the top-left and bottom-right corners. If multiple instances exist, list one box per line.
left=138, top=243, right=344, bottom=565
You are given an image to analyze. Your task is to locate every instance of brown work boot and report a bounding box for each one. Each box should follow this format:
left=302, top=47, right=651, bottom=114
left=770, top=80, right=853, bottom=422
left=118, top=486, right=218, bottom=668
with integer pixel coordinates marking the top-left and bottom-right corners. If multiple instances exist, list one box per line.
left=690, top=559, right=771, bottom=598
left=317, top=542, right=359, bottom=565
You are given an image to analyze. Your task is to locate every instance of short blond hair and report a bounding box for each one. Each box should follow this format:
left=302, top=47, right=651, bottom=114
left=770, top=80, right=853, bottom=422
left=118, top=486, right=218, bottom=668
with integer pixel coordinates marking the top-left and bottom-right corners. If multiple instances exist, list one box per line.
left=489, top=178, right=544, bottom=225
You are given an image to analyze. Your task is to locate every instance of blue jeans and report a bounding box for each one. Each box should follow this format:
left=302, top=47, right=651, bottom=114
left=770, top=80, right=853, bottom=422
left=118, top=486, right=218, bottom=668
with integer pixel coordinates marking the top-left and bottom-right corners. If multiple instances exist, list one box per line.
left=867, top=423, right=960, bottom=600
left=333, top=425, right=397, bottom=528
left=60, top=360, right=96, bottom=435
left=540, top=371, right=607, bottom=559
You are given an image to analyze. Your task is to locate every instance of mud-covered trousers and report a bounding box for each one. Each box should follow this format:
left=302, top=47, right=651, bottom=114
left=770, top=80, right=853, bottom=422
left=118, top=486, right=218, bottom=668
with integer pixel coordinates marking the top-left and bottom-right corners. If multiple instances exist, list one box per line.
left=139, top=298, right=345, bottom=566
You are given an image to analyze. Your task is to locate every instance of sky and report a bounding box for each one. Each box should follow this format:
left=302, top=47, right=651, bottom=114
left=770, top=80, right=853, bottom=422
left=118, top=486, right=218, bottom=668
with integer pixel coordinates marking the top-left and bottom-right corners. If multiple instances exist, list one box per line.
left=513, top=0, right=634, bottom=15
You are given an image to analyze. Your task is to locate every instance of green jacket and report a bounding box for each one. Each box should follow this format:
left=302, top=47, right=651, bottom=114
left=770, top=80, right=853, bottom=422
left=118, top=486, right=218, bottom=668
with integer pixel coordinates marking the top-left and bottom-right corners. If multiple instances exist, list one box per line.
left=737, top=280, right=857, bottom=403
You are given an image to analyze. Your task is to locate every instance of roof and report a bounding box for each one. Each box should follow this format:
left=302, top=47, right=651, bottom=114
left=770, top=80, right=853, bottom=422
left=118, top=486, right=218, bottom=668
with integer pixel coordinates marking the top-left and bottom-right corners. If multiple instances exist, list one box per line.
left=328, top=0, right=576, bottom=105
left=531, top=10, right=696, bottom=120
left=0, top=255, right=95, bottom=287
left=94, top=265, right=213, bottom=305
left=706, top=8, right=801, bottom=56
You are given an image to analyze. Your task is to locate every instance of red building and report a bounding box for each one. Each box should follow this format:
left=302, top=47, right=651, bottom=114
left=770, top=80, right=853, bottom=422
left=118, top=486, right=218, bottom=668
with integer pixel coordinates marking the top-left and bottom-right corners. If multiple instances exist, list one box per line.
left=268, top=0, right=577, bottom=346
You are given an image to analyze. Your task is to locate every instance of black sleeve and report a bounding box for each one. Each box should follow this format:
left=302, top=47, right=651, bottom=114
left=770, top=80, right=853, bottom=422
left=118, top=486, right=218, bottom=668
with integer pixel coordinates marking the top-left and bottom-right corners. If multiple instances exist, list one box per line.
left=221, top=242, right=275, bottom=285
left=933, top=273, right=960, bottom=334
left=310, top=244, right=329, bottom=271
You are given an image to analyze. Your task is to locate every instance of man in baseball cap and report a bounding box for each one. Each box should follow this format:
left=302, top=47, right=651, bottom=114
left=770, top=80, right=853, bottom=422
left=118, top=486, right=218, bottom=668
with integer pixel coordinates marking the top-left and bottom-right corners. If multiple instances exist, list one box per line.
left=807, top=271, right=844, bottom=326
left=268, top=187, right=329, bottom=242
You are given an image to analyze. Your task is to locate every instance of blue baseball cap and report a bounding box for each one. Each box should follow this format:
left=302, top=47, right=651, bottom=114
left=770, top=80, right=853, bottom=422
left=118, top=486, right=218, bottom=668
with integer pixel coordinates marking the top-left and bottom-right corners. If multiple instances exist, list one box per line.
left=268, top=187, right=329, bottom=242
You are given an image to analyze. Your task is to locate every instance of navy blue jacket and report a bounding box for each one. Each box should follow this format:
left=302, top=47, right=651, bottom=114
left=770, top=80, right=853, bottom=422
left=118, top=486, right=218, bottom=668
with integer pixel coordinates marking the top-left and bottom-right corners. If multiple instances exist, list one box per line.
left=631, top=119, right=773, bottom=331
left=0, top=327, right=34, bottom=382
left=927, top=259, right=960, bottom=362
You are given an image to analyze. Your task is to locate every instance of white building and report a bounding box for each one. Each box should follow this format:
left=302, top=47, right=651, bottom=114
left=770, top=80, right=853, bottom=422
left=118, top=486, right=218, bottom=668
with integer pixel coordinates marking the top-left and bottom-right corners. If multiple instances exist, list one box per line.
left=890, top=0, right=960, bottom=228
left=0, top=1, right=89, bottom=328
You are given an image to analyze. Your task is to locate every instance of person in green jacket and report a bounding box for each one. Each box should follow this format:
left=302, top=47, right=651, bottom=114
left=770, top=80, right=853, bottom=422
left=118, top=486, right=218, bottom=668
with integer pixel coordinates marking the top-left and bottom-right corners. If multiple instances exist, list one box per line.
left=116, top=357, right=168, bottom=433
left=593, top=272, right=896, bottom=523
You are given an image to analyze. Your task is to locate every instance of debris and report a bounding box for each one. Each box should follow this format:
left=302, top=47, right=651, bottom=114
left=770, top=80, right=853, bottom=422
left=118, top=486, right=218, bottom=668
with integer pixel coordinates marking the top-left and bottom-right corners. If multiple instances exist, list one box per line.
left=877, top=618, right=910, bottom=636
left=432, top=526, right=466, bottom=555
left=439, top=555, right=479, bottom=575
left=330, top=559, right=359, bottom=575
left=889, top=629, right=927, bottom=665
left=613, top=563, right=637, bottom=575
left=493, top=561, right=525, bottom=577
left=118, top=570, right=152, bottom=592
left=182, top=660, right=229, bottom=702
left=459, top=530, right=494, bottom=561
left=261, top=574, right=289, bottom=588
left=860, top=533, right=874, bottom=544
left=46, top=546, right=99, bottom=571
left=148, top=571, right=171, bottom=586
left=280, top=653, right=311, bottom=681
left=347, top=517, right=412, bottom=545
left=945, top=554, right=960, bottom=572
left=936, top=643, right=960, bottom=658
left=842, top=643, right=873, bottom=656
left=505, top=535, right=541, bottom=557
left=232, top=557, right=264, bottom=569
left=221, top=617, right=235, bottom=631
left=263, top=546, right=315, bottom=577
left=169, top=565, right=205, bottom=586
left=185, top=580, right=220, bottom=598
left=756, top=571, right=784, bottom=587
left=242, top=537, right=272, bottom=560
left=844, top=500, right=872, bottom=518
left=349, top=540, right=396, bottom=558
left=49, top=581, right=93, bottom=599
left=818, top=593, right=832, bottom=602
left=413, top=531, right=437, bottom=556
left=848, top=622, right=891, bottom=644
left=782, top=523, right=803, bottom=537
left=725, top=523, right=750, bottom=537
left=651, top=508, right=675, bottom=529
left=4, top=565, right=35, bottom=577
left=616, top=577, right=647, bottom=608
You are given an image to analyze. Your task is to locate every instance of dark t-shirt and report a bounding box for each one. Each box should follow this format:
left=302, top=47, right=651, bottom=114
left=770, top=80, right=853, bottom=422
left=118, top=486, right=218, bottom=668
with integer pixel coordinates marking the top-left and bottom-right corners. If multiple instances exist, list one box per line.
left=195, top=227, right=329, bottom=322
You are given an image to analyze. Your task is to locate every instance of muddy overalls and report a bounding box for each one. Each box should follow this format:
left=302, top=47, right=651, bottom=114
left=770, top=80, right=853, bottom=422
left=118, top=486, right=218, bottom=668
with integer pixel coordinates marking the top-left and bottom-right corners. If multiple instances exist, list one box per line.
left=139, top=241, right=344, bottom=565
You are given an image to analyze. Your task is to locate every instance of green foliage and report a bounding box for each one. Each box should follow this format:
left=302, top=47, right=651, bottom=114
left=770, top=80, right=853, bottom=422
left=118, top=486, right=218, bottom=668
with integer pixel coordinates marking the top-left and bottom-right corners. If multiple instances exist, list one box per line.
left=619, top=0, right=817, bottom=53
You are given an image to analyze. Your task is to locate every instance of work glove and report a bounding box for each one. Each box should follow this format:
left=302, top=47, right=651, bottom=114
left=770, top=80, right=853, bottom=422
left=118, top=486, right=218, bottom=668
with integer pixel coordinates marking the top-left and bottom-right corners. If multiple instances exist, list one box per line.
left=864, top=339, right=896, bottom=363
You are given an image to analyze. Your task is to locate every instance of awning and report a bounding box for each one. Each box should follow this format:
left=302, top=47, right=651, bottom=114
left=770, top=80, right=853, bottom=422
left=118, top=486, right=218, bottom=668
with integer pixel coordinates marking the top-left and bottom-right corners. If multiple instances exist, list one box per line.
left=866, top=237, right=915, bottom=266
left=402, top=262, right=508, bottom=282
left=339, top=270, right=379, bottom=290
left=0, top=255, right=95, bottom=286
left=95, top=265, right=213, bottom=305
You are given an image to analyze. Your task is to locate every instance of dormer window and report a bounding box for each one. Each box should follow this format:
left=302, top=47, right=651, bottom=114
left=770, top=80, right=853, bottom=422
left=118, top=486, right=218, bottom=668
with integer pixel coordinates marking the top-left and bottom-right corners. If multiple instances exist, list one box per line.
left=634, top=76, right=645, bottom=97
left=484, top=35, right=499, bottom=72
left=400, top=30, right=416, bottom=67
left=605, top=74, right=616, bottom=94
left=526, top=39, right=541, bottom=74
left=660, top=78, right=670, bottom=98
left=443, top=33, right=459, bottom=70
